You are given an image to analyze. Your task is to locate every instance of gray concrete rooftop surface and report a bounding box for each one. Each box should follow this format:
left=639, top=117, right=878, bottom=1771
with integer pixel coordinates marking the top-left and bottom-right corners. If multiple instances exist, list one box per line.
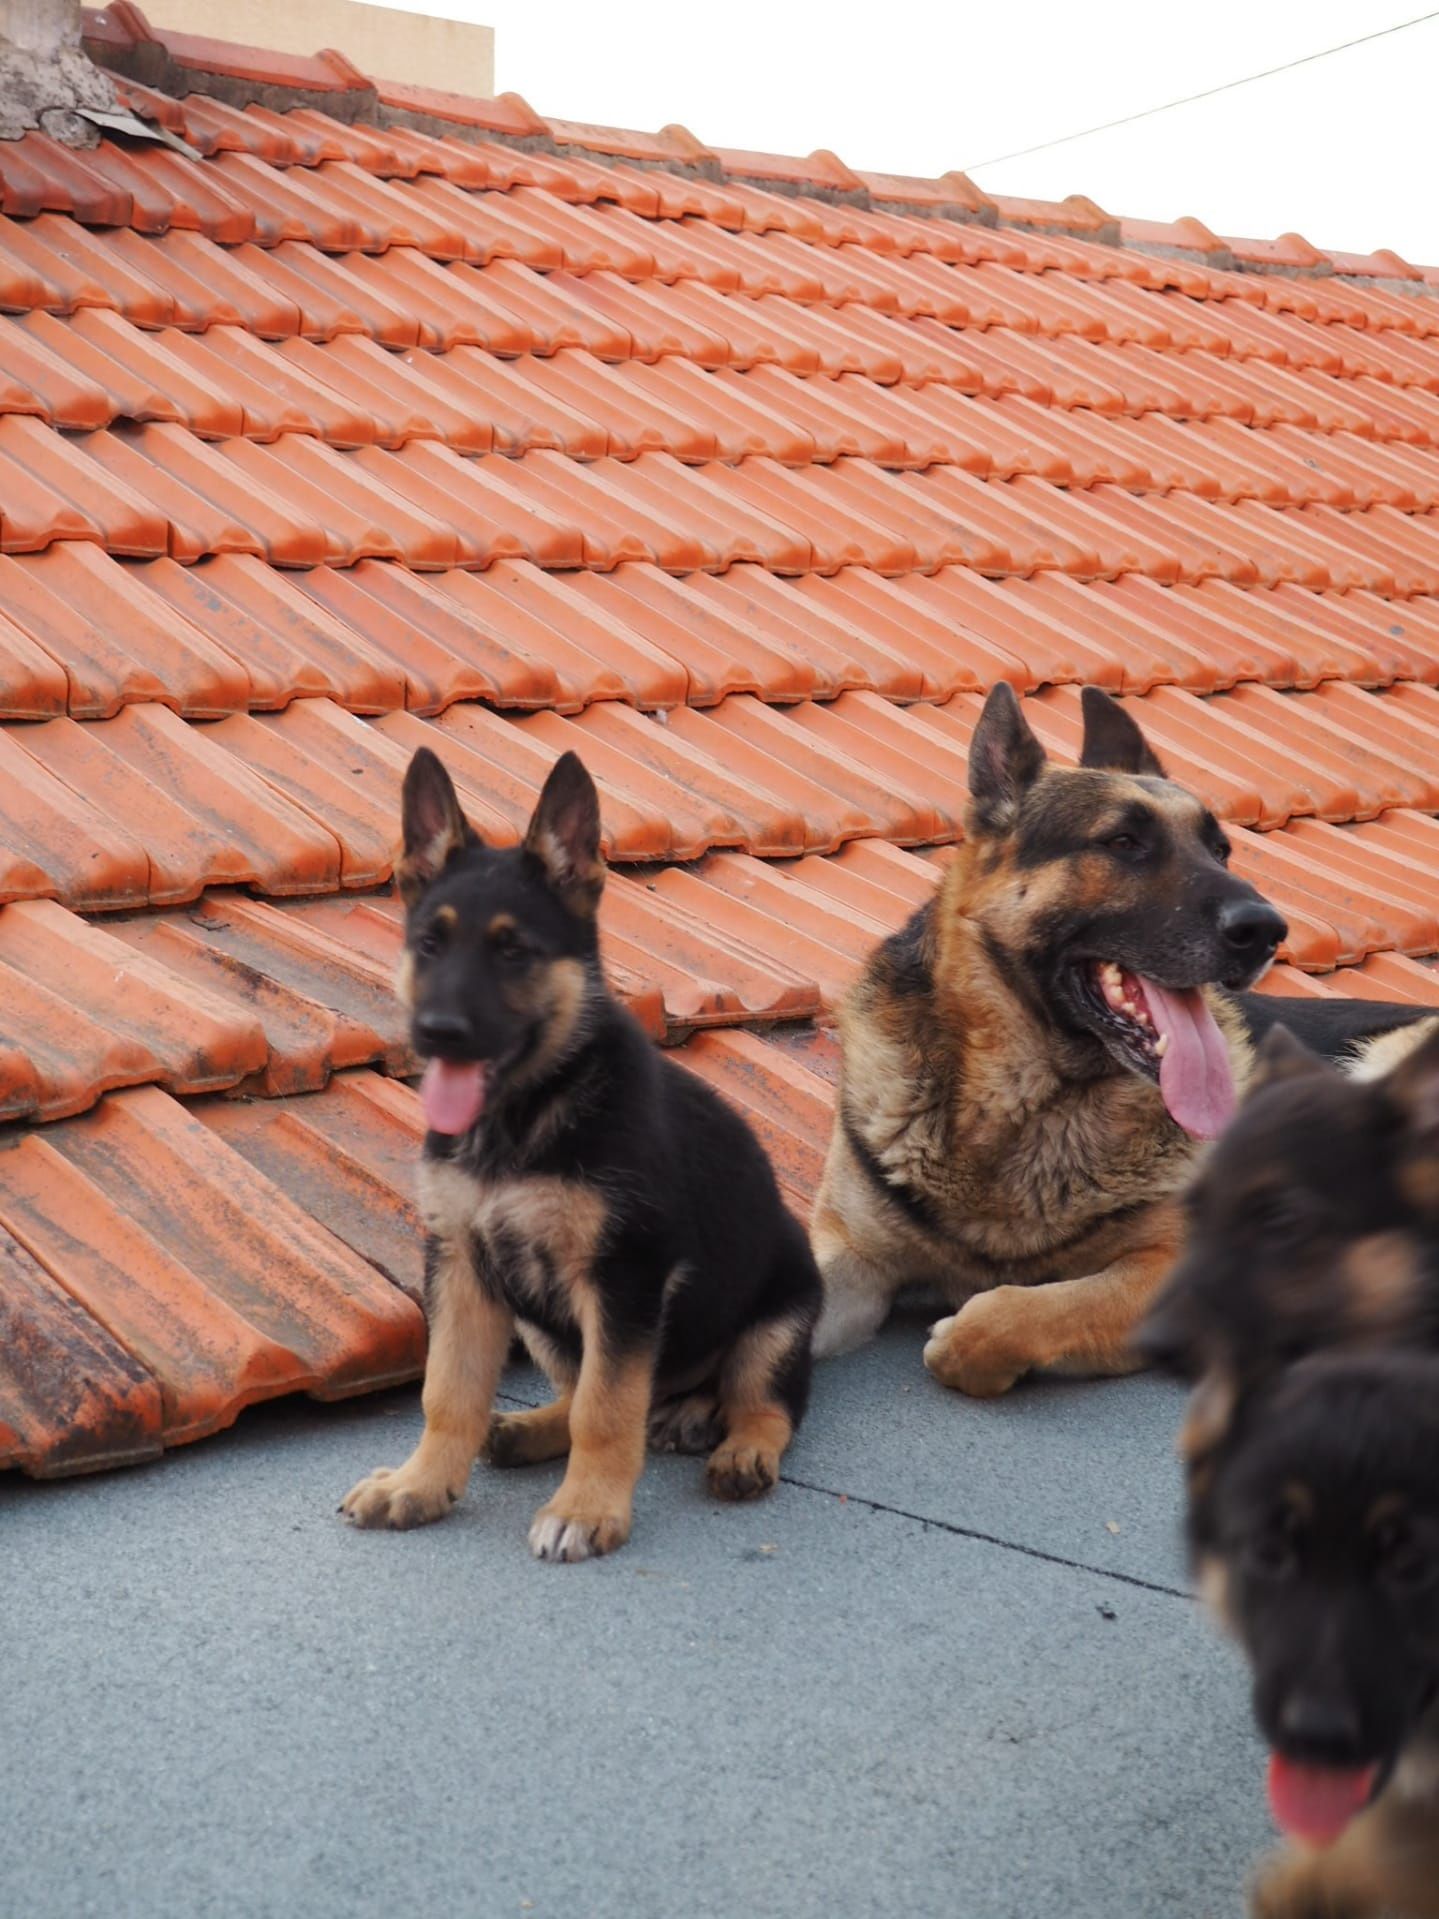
left=2, top=1307, right=1271, bottom=1919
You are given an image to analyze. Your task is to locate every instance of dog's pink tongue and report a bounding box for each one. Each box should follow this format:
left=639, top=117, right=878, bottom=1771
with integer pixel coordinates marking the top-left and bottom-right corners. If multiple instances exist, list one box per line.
left=1267, top=1754, right=1378, bottom=1848
left=1136, top=976, right=1236, bottom=1141
left=420, top=1059, right=487, bottom=1135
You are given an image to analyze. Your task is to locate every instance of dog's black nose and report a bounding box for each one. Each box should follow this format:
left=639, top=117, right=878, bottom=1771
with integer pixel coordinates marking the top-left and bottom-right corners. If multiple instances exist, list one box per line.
left=1279, top=1692, right=1364, bottom=1765
left=1217, top=897, right=1287, bottom=958
left=414, top=1012, right=475, bottom=1056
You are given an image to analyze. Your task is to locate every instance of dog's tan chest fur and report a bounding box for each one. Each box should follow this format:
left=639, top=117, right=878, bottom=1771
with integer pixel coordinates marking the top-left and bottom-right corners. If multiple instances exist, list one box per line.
left=418, top=1157, right=607, bottom=1318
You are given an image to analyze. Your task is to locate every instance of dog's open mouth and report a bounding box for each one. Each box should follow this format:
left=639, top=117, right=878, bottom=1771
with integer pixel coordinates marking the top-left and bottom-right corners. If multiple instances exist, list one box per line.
left=1267, top=1753, right=1381, bottom=1848
left=1080, top=961, right=1237, bottom=1142
left=420, top=1058, right=489, bottom=1135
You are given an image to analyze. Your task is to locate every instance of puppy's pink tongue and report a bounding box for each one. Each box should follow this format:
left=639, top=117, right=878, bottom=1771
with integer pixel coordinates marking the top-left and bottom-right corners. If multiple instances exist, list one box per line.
left=420, top=1059, right=487, bottom=1135
left=1267, top=1754, right=1378, bottom=1848
left=1136, top=977, right=1236, bottom=1141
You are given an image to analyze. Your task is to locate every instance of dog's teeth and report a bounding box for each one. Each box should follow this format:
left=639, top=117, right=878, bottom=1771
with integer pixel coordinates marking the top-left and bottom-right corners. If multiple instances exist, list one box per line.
left=1154, top=1033, right=1169, bottom=1058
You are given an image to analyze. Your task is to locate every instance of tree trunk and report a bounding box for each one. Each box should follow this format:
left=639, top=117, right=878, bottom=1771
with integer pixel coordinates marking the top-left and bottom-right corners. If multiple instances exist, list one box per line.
left=0, top=0, right=117, bottom=144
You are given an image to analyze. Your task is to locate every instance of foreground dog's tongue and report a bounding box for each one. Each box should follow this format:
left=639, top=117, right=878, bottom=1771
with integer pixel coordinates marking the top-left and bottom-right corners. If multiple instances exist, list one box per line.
left=1267, top=1754, right=1379, bottom=1848
left=420, top=1059, right=488, bottom=1135
left=1136, top=977, right=1236, bottom=1141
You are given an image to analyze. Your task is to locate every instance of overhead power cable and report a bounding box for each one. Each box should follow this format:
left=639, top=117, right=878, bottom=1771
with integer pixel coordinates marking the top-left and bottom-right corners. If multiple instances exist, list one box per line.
left=963, top=9, right=1439, bottom=170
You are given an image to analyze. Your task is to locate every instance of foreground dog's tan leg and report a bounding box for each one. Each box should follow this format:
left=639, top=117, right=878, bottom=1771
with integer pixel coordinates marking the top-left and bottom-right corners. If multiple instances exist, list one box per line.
left=923, top=1231, right=1178, bottom=1398
left=529, top=1321, right=653, bottom=1563
left=707, top=1313, right=806, bottom=1501
left=343, top=1238, right=513, bottom=1528
left=484, top=1394, right=573, bottom=1467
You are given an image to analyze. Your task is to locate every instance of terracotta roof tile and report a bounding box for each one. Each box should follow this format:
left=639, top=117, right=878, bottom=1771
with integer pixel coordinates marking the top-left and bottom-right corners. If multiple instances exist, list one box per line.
left=10, top=38, right=1439, bottom=1472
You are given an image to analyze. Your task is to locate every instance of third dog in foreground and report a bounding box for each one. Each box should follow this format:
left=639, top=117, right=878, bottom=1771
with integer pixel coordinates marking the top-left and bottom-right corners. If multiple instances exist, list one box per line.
left=1191, top=1352, right=1439, bottom=1918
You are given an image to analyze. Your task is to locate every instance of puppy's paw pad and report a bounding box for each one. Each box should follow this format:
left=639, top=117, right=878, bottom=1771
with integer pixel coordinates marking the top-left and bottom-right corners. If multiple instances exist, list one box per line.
left=528, top=1504, right=629, bottom=1563
left=706, top=1443, right=779, bottom=1502
left=340, top=1468, right=456, bottom=1530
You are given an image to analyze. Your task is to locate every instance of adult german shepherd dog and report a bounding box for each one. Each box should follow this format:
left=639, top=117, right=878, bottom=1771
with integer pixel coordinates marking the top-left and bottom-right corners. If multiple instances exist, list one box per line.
left=342, top=749, right=820, bottom=1561
left=811, top=682, right=1424, bottom=1396
left=1189, top=1352, right=1439, bottom=1919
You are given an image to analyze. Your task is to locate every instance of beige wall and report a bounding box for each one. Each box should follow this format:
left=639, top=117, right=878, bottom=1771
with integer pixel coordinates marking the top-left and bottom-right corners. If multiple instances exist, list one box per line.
left=139, top=0, right=493, bottom=95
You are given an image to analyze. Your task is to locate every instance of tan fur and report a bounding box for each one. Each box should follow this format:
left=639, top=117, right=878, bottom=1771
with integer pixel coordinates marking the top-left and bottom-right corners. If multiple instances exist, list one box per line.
left=1344, top=1232, right=1423, bottom=1334
left=812, top=802, right=1258, bottom=1384
left=485, top=1393, right=574, bottom=1468
left=706, top=1310, right=806, bottom=1499
left=1179, top=1366, right=1239, bottom=1464
left=529, top=1282, right=654, bottom=1563
left=397, top=821, right=465, bottom=908
left=1250, top=1739, right=1439, bottom=1919
left=340, top=1228, right=512, bottom=1528
left=1195, top=1552, right=1236, bottom=1635
left=506, top=957, right=589, bottom=1095
left=1345, top=1017, right=1439, bottom=1083
left=394, top=947, right=415, bottom=1012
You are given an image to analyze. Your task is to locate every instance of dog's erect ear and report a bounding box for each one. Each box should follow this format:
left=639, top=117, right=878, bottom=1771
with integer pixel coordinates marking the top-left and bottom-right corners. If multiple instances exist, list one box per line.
left=1079, top=686, right=1167, bottom=778
left=1245, top=1024, right=1329, bottom=1098
left=398, top=748, right=475, bottom=907
left=1382, top=1022, right=1439, bottom=1149
left=524, top=751, right=605, bottom=917
left=966, top=682, right=1047, bottom=835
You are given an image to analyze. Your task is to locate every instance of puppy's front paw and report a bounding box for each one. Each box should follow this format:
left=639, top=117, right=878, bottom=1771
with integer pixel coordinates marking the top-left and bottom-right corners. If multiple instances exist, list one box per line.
left=648, top=1392, right=723, bottom=1456
left=706, top=1440, right=779, bottom=1501
left=340, top=1464, right=458, bottom=1530
left=922, top=1290, right=1033, bottom=1398
left=528, top=1497, right=631, bottom=1563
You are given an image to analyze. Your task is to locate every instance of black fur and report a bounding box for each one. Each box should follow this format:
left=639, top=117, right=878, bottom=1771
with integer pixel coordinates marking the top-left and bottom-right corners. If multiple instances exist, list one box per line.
left=1193, top=1352, right=1439, bottom=1786
left=1233, top=991, right=1436, bottom=1064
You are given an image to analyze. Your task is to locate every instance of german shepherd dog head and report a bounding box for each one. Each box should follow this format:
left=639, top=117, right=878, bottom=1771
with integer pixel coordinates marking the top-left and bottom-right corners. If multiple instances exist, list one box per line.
left=396, top=747, right=606, bottom=1137
left=1192, top=1351, right=1439, bottom=1854
left=963, top=683, right=1286, bottom=1140
left=1140, top=1021, right=1439, bottom=1463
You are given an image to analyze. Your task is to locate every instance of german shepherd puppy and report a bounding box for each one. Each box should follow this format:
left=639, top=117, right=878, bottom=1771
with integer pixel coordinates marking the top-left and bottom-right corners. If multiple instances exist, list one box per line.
left=1191, top=1352, right=1439, bottom=1918
left=812, top=683, right=1425, bottom=1397
left=1141, top=1018, right=1439, bottom=1469
left=341, top=748, right=820, bottom=1561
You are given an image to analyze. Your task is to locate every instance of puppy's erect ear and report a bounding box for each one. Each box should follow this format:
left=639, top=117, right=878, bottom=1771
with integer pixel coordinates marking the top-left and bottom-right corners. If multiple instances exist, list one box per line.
left=1382, top=1020, right=1439, bottom=1152
left=398, top=748, right=476, bottom=907
left=966, top=682, right=1046, bottom=836
left=1246, top=1023, right=1329, bottom=1098
left=1079, top=686, right=1167, bottom=778
left=523, top=751, right=605, bottom=917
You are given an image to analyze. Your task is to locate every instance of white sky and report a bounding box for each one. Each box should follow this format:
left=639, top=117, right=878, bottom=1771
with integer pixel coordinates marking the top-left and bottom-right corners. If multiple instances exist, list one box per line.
left=379, top=0, right=1439, bottom=263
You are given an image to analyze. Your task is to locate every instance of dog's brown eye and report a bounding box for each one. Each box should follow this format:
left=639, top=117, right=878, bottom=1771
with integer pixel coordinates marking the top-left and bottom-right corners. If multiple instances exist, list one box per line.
left=1244, top=1531, right=1297, bottom=1581
left=416, top=929, right=443, bottom=959
left=491, top=933, right=532, bottom=968
left=1104, top=833, right=1143, bottom=854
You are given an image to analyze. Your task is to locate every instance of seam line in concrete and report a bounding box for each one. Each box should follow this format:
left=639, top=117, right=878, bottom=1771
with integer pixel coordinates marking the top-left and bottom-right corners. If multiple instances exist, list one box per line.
left=498, top=1385, right=1192, bottom=1602
left=778, top=1471, right=1195, bottom=1602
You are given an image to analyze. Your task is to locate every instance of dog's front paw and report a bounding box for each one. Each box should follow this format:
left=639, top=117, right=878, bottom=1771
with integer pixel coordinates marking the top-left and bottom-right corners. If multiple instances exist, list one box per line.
left=649, top=1392, right=723, bottom=1456
left=340, top=1464, right=458, bottom=1530
left=923, top=1290, right=1033, bottom=1397
left=706, top=1439, right=779, bottom=1501
left=528, top=1497, right=631, bottom=1563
